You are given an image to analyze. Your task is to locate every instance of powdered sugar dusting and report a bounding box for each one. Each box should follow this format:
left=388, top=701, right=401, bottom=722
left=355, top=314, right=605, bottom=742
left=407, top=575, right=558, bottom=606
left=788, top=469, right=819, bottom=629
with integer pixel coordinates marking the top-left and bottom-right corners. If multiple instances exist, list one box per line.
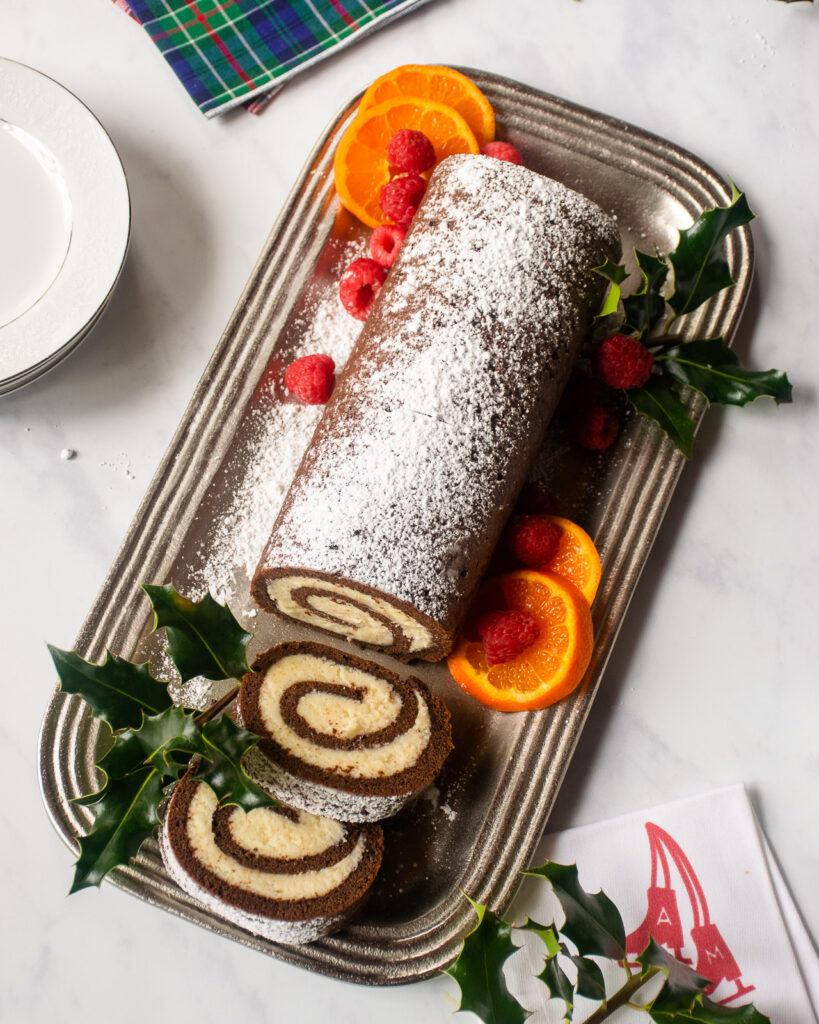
left=260, top=156, right=620, bottom=630
left=186, top=283, right=363, bottom=605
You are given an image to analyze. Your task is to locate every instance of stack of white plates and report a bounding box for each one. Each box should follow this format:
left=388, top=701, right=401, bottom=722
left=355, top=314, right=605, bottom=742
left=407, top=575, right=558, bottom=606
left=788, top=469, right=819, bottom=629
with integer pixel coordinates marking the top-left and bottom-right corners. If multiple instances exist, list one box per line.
left=0, top=59, right=130, bottom=394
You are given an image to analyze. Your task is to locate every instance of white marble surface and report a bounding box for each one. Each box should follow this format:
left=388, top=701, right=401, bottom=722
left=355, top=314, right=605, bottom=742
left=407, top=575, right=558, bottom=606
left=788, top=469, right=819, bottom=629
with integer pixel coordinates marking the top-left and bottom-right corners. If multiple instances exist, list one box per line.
left=1, top=0, right=817, bottom=1020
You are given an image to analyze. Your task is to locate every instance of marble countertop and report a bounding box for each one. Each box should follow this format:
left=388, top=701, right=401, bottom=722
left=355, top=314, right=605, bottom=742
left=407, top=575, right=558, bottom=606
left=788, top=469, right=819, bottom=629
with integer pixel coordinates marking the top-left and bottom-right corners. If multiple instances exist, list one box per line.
left=2, top=1, right=817, bottom=1021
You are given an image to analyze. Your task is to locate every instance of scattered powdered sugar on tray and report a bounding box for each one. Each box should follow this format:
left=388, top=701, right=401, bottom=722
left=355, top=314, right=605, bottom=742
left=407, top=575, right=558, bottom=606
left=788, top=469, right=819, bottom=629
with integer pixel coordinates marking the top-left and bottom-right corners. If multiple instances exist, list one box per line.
left=193, top=400, right=324, bottom=604
left=186, top=280, right=363, bottom=606
left=260, top=155, right=620, bottom=628
left=293, top=285, right=363, bottom=369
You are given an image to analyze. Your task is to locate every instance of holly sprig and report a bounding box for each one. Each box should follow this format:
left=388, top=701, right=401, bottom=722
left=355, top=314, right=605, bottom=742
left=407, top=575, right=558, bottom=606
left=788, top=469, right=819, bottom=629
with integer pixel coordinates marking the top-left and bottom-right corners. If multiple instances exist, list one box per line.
left=48, top=585, right=274, bottom=893
left=590, top=186, right=792, bottom=457
left=445, top=861, right=770, bottom=1023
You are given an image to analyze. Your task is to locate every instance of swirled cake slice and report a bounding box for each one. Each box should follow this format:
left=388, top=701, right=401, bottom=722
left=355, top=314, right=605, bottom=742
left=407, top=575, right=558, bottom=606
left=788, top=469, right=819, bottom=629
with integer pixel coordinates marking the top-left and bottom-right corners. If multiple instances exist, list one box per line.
left=239, top=642, right=453, bottom=822
left=160, top=770, right=383, bottom=945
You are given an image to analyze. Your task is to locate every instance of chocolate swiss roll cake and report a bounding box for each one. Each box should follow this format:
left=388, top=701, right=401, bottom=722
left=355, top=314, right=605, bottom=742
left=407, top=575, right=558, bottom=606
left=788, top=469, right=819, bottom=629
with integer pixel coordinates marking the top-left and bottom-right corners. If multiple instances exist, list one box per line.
left=239, top=642, right=452, bottom=822
left=160, top=770, right=383, bottom=945
left=253, top=155, right=621, bottom=660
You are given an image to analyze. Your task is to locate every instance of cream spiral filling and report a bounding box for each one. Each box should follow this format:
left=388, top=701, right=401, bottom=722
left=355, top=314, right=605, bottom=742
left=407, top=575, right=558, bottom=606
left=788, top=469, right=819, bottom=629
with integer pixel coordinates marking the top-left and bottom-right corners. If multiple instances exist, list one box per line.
left=185, top=783, right=365, bottom=900
left=266, top=575, right=433, bottom=653
left=256, top=651, right=432, bottom=778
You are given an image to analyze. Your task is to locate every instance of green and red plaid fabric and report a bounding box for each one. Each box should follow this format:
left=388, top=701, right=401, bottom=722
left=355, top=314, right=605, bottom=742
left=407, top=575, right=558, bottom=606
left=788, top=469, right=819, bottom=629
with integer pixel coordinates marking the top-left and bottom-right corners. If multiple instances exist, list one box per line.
left=127, top=0, right=435, bottom=116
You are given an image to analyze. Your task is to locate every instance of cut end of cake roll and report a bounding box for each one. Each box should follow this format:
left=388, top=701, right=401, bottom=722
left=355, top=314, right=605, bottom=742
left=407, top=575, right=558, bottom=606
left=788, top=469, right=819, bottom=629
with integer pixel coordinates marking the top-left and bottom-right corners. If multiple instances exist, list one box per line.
left=160, top=770, right=383, bottom=945
left=251, top=569, right=451, bottom=661
left=238, top=642, right=453, bottom=822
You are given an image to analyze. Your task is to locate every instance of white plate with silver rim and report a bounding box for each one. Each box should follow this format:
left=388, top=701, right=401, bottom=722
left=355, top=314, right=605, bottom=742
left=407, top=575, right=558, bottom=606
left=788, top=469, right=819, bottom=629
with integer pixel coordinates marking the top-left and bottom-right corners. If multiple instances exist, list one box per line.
left=0, top=58, right=130, bottom=394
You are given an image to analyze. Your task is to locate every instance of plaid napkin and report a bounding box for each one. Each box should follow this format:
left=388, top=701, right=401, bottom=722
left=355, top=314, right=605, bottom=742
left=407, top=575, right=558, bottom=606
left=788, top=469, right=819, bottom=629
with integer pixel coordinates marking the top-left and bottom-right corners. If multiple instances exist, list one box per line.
left=506, top=787, right=818, bottom=1021
left=125, top=0, right=435, bottom=116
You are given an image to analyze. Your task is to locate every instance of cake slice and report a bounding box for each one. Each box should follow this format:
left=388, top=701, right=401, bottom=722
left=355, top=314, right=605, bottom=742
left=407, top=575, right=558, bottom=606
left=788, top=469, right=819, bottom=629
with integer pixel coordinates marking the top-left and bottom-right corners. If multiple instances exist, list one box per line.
left=239, top=642, right=453, bottom=822
left=160, top=770, right=383, bottom=945
left=252, top=155, right=621, bottom=661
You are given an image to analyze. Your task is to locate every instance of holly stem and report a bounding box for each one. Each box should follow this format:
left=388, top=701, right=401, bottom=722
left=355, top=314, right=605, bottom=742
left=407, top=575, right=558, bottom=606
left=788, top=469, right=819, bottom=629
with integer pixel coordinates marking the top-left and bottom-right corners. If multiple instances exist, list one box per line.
left=194, top=685, right=239, bottom=728
left=646, top=335, right=681, bottom=354
left=582, top=966, right=661, bottom=1023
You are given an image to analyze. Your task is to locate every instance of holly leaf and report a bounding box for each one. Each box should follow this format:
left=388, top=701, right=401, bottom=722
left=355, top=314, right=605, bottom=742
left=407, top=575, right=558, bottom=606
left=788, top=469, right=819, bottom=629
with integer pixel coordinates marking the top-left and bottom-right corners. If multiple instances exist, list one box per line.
left=194, top=714, right=277, bottom=811
left=48, top=646, right=173, bottom=731
left=658, top=338, right=793, bottom=407
left=628, top=377, right=695, bottom=458
left=69, top=767, right=163, bottom=892
left=640, top=939, right=711, bottom=1013
left=445, top=898, right=531, bottom=1024
left=523, top=861, right=626, bottom=960
left=641, top=941, right=769, bottom=1022
left=99, top=706, right=201, bottom=782
left=651, top=999, right=771, bottom=1023
left=623, top=249, right=669, bottom=339
left=518, top=917, right=561, bottom=957
left=539, top=956, right=573, bottom=1020
left=142, top=584, right=252, bottom=683
left=668, top=186, right=755, bottom=317
left=569, top=954, right=606, bottom=1000
left=594, top=259, right=629, bottom=319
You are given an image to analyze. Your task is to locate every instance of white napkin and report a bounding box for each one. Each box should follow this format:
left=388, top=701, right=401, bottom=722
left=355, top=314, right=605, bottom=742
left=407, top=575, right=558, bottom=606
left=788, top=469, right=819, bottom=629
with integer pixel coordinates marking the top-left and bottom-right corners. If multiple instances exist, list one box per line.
left=504, top=786, right=818, bottom=1023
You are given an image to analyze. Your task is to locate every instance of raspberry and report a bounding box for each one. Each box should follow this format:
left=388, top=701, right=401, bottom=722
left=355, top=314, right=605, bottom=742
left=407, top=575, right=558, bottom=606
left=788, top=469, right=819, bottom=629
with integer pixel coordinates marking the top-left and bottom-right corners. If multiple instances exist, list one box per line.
left=369, top=224, right=406, bottom=268
left=379, top=174, right=426, bottom=229
left=507, top=515, right=561, bottom=569
left=480, top=141, right=524, bottom=166
left=592, top=333, right=654, bottom=390
left=284, top=353, right=335, bottom=405
left=571, top=403, right=621, bottom=450
left=478, top=610, right=540, bottom=665
left=339, top=257, right=387, bottom=321
left=387, top=129, right=436, bottom=174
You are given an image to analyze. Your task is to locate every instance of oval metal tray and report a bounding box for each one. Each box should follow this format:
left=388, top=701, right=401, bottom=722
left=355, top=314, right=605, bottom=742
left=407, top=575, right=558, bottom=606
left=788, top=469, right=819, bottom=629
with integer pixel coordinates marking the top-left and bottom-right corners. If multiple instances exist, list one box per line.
left=38, top=69, right=752, bottom=985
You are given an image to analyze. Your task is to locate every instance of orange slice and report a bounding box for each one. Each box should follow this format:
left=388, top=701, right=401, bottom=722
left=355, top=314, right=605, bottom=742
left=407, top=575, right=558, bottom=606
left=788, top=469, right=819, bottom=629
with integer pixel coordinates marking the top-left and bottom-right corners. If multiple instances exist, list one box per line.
left=359, top=65, right=495, bottom=148
left=334, top=97, right=479, bottom=228
left=447, top=570, right=594, bottom=712
left=541, top=516, right=602, bottom=606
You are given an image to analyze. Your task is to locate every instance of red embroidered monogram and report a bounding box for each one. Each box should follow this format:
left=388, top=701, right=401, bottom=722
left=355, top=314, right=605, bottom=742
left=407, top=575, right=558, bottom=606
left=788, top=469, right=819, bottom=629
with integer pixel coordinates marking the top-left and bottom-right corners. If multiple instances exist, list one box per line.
left=625, top=822, right=755, bottom=1004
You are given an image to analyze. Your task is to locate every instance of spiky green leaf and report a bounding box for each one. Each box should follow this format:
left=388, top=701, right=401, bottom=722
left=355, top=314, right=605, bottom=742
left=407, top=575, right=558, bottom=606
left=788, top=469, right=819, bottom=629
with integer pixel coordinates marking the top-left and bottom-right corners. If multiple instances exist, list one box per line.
left=640, top=939, right=711, bottom=1013
left=651, top=999, right=772, bottom=1023
left=668, top=186, right=754, bottom=317
left=99, top=706, right=201, bottom=782
left=142, top=584, right=252, bottom=683
left=658, top=338, right=793, bottom=407
left=522, top=861, right=626, bottom=960
left=69, top=768, right=163, bottom=892
left=628, top=377, right=695, bottom=458
left=569, top=954, right=607, bottom=1000
left=642, top=940, right=769, bottom=1022
left=445, top=899, right=531, bottom=1024
left=539, top=956, right=573, bottom=1020
left=49, top=646, right=173, bottom=731
left=194, top=714, right=277, bottom=811
left=518, top=917, right=561, bottom=958
left=594, top=259, right=629, bottom=320
left=623, top=249, right=669, bottom=339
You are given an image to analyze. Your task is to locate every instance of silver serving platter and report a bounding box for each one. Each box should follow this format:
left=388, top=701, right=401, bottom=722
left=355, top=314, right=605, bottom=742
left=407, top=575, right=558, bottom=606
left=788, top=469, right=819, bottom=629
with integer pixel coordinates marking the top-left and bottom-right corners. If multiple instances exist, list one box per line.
left=39, top=70, right=752, bottom=985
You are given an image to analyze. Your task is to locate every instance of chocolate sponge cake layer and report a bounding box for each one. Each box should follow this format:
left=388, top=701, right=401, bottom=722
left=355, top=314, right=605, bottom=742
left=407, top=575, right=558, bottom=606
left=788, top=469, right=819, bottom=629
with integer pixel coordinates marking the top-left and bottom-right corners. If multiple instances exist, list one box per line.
left=239, top=642, right=452, bottom=822
left=160, top=771, right=383, bottom=945
left=253, top=155, right=621, bottom=660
